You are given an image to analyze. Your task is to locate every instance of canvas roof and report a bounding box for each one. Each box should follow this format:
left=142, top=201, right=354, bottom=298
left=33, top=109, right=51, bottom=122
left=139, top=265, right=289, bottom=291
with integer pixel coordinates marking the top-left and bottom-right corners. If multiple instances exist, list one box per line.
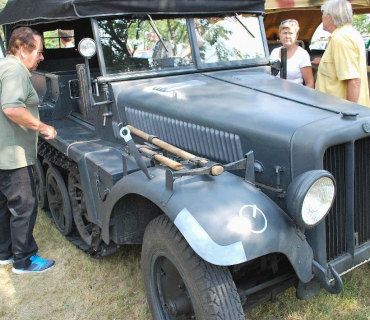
left=0, top=0, right=266, bottom=26
left=265, top=0, right=370, bottom=12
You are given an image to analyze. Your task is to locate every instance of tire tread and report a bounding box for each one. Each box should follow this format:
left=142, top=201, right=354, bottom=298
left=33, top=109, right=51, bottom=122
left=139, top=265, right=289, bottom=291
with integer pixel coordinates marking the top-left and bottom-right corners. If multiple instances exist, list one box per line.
left=142, top=215, right=244, bottom=320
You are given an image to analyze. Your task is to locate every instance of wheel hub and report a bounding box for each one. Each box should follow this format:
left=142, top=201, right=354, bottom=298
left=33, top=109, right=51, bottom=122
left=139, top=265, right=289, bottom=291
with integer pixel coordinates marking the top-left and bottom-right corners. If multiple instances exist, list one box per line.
left=165, top=294, right=192, bottom=317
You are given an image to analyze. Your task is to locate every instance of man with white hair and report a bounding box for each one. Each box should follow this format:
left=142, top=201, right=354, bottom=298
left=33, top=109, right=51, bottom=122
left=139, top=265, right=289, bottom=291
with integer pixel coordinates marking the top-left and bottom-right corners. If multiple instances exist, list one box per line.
left=315, top=0, right=369, bottom=107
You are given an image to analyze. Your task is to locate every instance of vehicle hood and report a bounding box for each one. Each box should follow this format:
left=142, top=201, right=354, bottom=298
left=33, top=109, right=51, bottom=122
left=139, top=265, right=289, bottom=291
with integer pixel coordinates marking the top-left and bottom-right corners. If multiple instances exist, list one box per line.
left=114, top=67, right=370, bottom=190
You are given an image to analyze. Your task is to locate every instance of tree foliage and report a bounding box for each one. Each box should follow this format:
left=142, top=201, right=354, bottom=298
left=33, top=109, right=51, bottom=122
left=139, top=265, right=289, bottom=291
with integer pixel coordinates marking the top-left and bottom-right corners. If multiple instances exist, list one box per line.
left=353, top=14, right=370, bottom=36
left=98, top=17, right=190, bottom=73
left=0, top=0, right=7, bottom=42
left=0, top=0, right=7, bottom=10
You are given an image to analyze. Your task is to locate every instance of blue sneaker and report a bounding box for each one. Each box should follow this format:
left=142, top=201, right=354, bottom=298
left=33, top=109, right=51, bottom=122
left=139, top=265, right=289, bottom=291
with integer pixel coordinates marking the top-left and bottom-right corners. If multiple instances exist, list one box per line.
left=12, top=255, right=55, bottom=274
left=0, top=256, right=13, bottom=265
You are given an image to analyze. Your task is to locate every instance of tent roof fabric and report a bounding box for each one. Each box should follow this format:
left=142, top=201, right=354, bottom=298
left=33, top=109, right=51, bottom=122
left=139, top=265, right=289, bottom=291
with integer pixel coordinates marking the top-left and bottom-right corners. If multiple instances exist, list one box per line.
left=265, top=0, right=370, bottom=12
left=0, top=0, right=265, bottom=26
left=264, top=0, right=370, bottom=41
left=0, top=0, right=76, bottom=25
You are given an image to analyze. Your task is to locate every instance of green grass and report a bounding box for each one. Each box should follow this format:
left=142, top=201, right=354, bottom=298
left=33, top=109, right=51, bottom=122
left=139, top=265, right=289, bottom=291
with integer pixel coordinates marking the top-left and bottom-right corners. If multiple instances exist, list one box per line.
left=0, top=210, right=149, bottom=320
left=1, top=210, right=370, bottom=319
left=246, top=259, right=370, bottom=319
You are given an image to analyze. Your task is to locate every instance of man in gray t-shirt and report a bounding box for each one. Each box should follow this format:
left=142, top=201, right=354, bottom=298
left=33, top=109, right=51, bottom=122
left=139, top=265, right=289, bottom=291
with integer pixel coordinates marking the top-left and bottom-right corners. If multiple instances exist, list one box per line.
left=0, top=27, right=57, bottom=274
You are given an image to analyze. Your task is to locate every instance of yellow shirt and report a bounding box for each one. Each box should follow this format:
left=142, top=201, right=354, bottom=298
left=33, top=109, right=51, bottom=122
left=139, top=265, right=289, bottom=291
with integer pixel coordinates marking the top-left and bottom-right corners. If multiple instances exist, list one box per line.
left=315, top=24, right=370, bottom=107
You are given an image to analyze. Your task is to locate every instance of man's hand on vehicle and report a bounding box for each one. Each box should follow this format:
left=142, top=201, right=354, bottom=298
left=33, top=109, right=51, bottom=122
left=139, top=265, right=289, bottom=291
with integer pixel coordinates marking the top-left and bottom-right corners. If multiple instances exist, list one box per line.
left=38, top=122, right=57, bottom=140
left=3, top=107, right=57, bottom=140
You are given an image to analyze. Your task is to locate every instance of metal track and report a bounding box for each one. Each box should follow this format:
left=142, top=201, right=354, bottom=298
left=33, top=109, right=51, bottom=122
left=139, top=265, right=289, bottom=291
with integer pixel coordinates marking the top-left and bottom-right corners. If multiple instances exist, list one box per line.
left=38, top=139, right=120, bottom=258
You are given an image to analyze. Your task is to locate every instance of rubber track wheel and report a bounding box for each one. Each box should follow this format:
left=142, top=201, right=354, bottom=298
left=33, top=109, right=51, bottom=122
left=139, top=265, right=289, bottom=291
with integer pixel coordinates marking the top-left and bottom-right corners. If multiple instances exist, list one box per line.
left=142, top=214, right=244, bottom=320
left=46, top=167, right=73, bottom=236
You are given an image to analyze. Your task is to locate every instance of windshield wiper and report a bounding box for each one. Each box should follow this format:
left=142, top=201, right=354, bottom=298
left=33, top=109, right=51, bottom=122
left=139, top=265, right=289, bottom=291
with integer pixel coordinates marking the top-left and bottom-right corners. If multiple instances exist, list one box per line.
left=147, top=14, right=169, bottom=52
left=234, top=13, right=255, bottom=38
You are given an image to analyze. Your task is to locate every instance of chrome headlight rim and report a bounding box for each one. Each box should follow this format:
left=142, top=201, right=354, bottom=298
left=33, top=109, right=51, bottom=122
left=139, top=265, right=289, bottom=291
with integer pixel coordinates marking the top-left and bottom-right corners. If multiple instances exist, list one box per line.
left=78, top=38, right=97, bottom=59
left=286, top=170, right=336, bottom=229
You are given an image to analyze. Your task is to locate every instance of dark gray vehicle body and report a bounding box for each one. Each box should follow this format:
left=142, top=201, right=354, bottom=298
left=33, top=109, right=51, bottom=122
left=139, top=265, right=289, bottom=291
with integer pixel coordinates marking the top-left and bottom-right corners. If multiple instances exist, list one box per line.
left=1, top=0, right=370, bottom=310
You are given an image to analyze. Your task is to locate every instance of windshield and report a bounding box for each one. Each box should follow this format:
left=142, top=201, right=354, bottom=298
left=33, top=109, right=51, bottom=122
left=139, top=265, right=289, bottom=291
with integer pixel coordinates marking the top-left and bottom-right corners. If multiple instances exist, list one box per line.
left=98, top=17, right=193, bottom=74
left=194, top=15, right=266, bottom=64
left=97, top=14, right=266, bottom=75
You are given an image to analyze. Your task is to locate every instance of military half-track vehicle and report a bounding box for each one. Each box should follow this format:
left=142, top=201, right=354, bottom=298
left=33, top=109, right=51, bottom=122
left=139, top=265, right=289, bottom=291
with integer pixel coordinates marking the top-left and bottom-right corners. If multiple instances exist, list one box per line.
left=1, top=0, right=370, bottom=318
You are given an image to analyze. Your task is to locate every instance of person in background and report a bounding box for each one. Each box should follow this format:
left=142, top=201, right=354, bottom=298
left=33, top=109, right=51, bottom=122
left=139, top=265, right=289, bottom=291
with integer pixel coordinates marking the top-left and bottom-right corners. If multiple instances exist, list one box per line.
left=59, top=29, right=74, bottom=48
left=0, top=27, right=57, bottom=274
left=314, top=0, right=369, bottom=107
left=149, top=31, right=173, bottom=59
left=270, top=19, right=314, bottom=88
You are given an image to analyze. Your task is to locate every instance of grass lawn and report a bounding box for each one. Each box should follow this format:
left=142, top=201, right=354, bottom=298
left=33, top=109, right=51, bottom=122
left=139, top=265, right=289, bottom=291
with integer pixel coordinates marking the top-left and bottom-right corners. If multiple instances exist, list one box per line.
left=1, top=210, right=370, bottom=319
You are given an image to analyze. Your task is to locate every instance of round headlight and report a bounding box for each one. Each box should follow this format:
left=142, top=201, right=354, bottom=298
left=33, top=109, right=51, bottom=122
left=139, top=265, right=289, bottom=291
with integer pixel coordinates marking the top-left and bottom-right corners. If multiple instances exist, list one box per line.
left=286, top=170, right=335, bottom=228
left=78, top=38, right=97, bottom=59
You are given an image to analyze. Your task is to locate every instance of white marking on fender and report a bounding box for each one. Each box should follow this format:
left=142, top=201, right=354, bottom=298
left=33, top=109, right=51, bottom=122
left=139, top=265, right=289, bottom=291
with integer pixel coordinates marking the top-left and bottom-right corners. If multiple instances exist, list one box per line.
left=174, top=208, right=247, bottom=266
left=239, top=204, right=268, bottom=234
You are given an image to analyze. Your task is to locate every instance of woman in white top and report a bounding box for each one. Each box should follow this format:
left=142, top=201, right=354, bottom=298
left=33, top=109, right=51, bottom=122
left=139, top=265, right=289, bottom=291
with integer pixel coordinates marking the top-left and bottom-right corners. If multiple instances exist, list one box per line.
left=270, top=19, right=314, bottom=88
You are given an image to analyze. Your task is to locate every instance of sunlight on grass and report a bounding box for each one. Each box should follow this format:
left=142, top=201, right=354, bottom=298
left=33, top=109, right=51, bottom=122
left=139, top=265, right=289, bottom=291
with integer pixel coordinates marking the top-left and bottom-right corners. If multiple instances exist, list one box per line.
left=0, top=268, right=15, bottom=298
left=1, top=209, right=370, bottom=319
left=247, top=267, right=370, bottom=319
left=0, top=210, right=150, bottom=319
left=0, top=266, right=18, bottom=317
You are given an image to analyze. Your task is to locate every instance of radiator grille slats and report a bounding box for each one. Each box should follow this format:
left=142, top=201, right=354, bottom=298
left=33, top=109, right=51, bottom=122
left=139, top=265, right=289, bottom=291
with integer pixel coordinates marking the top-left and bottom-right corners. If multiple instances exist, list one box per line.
left=125, top=107, right=244, bottom=163
left=354, top=138, right=370, bottom=244
left=324, top=137, right=370, bottom=261
left=323, top=144, right=347, bottom=261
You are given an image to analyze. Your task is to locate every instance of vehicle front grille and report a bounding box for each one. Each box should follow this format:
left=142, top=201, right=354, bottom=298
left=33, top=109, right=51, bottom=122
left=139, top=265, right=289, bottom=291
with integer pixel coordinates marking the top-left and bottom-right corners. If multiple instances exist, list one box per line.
left=354, top=138, right=370, bottom=245
left=323, top=143, right=347, bottom=261
left=323, top=137, right=370, bottom=261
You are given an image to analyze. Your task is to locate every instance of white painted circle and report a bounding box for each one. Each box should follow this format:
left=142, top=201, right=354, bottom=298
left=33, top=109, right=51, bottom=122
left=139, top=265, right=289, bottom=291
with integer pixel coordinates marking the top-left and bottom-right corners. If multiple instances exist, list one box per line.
left=238, top=204, right=268, bottom=234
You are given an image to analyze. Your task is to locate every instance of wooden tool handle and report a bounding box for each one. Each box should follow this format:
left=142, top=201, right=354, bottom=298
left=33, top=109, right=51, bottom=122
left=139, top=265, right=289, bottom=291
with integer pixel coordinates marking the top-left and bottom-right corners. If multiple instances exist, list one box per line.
left=211, top=165, right=224, bottom=176
left=127, top=125, right=200, bottom=162
left=140, top=147, right=184, bottom=171
left=127, top=125, right=151, bottom=141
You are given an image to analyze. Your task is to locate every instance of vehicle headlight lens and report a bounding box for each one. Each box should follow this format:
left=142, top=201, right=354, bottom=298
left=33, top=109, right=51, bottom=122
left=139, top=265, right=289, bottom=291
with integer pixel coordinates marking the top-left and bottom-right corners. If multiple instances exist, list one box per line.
left=78, top=38, right=97, bottom=59
left=286, top=170, right=335, bottom=228
left=301, top=177, right=335, bottom=225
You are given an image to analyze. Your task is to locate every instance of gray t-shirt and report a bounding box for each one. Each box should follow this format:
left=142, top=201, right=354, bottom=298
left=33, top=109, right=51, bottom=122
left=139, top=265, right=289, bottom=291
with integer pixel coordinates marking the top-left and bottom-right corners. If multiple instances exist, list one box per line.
left=0, top=55, right=39, bottom=169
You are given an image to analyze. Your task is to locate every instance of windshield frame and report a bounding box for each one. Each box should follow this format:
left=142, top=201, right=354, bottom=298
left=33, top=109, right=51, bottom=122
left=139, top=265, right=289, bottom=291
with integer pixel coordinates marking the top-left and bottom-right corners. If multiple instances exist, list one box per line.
left=92, top=14, right=269, bottom=78
left=92, top=15, right=198, bottom=77
left=190, top=14, right=269, bottom=71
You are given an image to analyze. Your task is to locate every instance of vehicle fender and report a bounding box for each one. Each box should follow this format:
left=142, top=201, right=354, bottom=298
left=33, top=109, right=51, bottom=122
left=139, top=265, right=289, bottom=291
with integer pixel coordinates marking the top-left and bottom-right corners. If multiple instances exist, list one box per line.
left=102, top=166, right=314, bottom=283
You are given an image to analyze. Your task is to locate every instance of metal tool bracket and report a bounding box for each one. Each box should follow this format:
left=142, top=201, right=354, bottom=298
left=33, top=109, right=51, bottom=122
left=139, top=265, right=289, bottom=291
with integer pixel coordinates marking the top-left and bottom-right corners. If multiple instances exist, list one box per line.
left=120, top=127, right=153, bottom=179
left=160, top=151, right=256, bottom=204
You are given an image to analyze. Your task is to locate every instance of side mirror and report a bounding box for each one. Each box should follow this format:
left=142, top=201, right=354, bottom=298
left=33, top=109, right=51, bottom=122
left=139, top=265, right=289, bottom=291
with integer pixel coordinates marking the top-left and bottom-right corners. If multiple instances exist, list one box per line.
left=270, top=60, right=281, bottom=76
left=76, top=38, right=96, bottom=116
left=77, top=38, right=113, bottom=126
left=280, top=47, right=287, bottom=79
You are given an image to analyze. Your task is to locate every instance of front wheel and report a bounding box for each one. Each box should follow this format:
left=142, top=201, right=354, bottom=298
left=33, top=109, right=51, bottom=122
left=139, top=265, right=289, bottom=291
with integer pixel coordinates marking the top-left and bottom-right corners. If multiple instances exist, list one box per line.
left=142, top=215, right=244, bottom=320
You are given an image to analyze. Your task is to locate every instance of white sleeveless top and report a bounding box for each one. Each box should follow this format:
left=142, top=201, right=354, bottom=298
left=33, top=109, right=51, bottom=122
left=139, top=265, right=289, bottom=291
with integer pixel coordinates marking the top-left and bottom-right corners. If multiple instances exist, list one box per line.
left=270, top=46, right=311, bottom=84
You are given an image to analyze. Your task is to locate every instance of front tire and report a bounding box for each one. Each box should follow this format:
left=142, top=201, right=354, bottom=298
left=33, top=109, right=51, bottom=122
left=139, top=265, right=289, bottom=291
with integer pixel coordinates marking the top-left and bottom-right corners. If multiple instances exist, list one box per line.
left=142, top=215, right=244, bottom=320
